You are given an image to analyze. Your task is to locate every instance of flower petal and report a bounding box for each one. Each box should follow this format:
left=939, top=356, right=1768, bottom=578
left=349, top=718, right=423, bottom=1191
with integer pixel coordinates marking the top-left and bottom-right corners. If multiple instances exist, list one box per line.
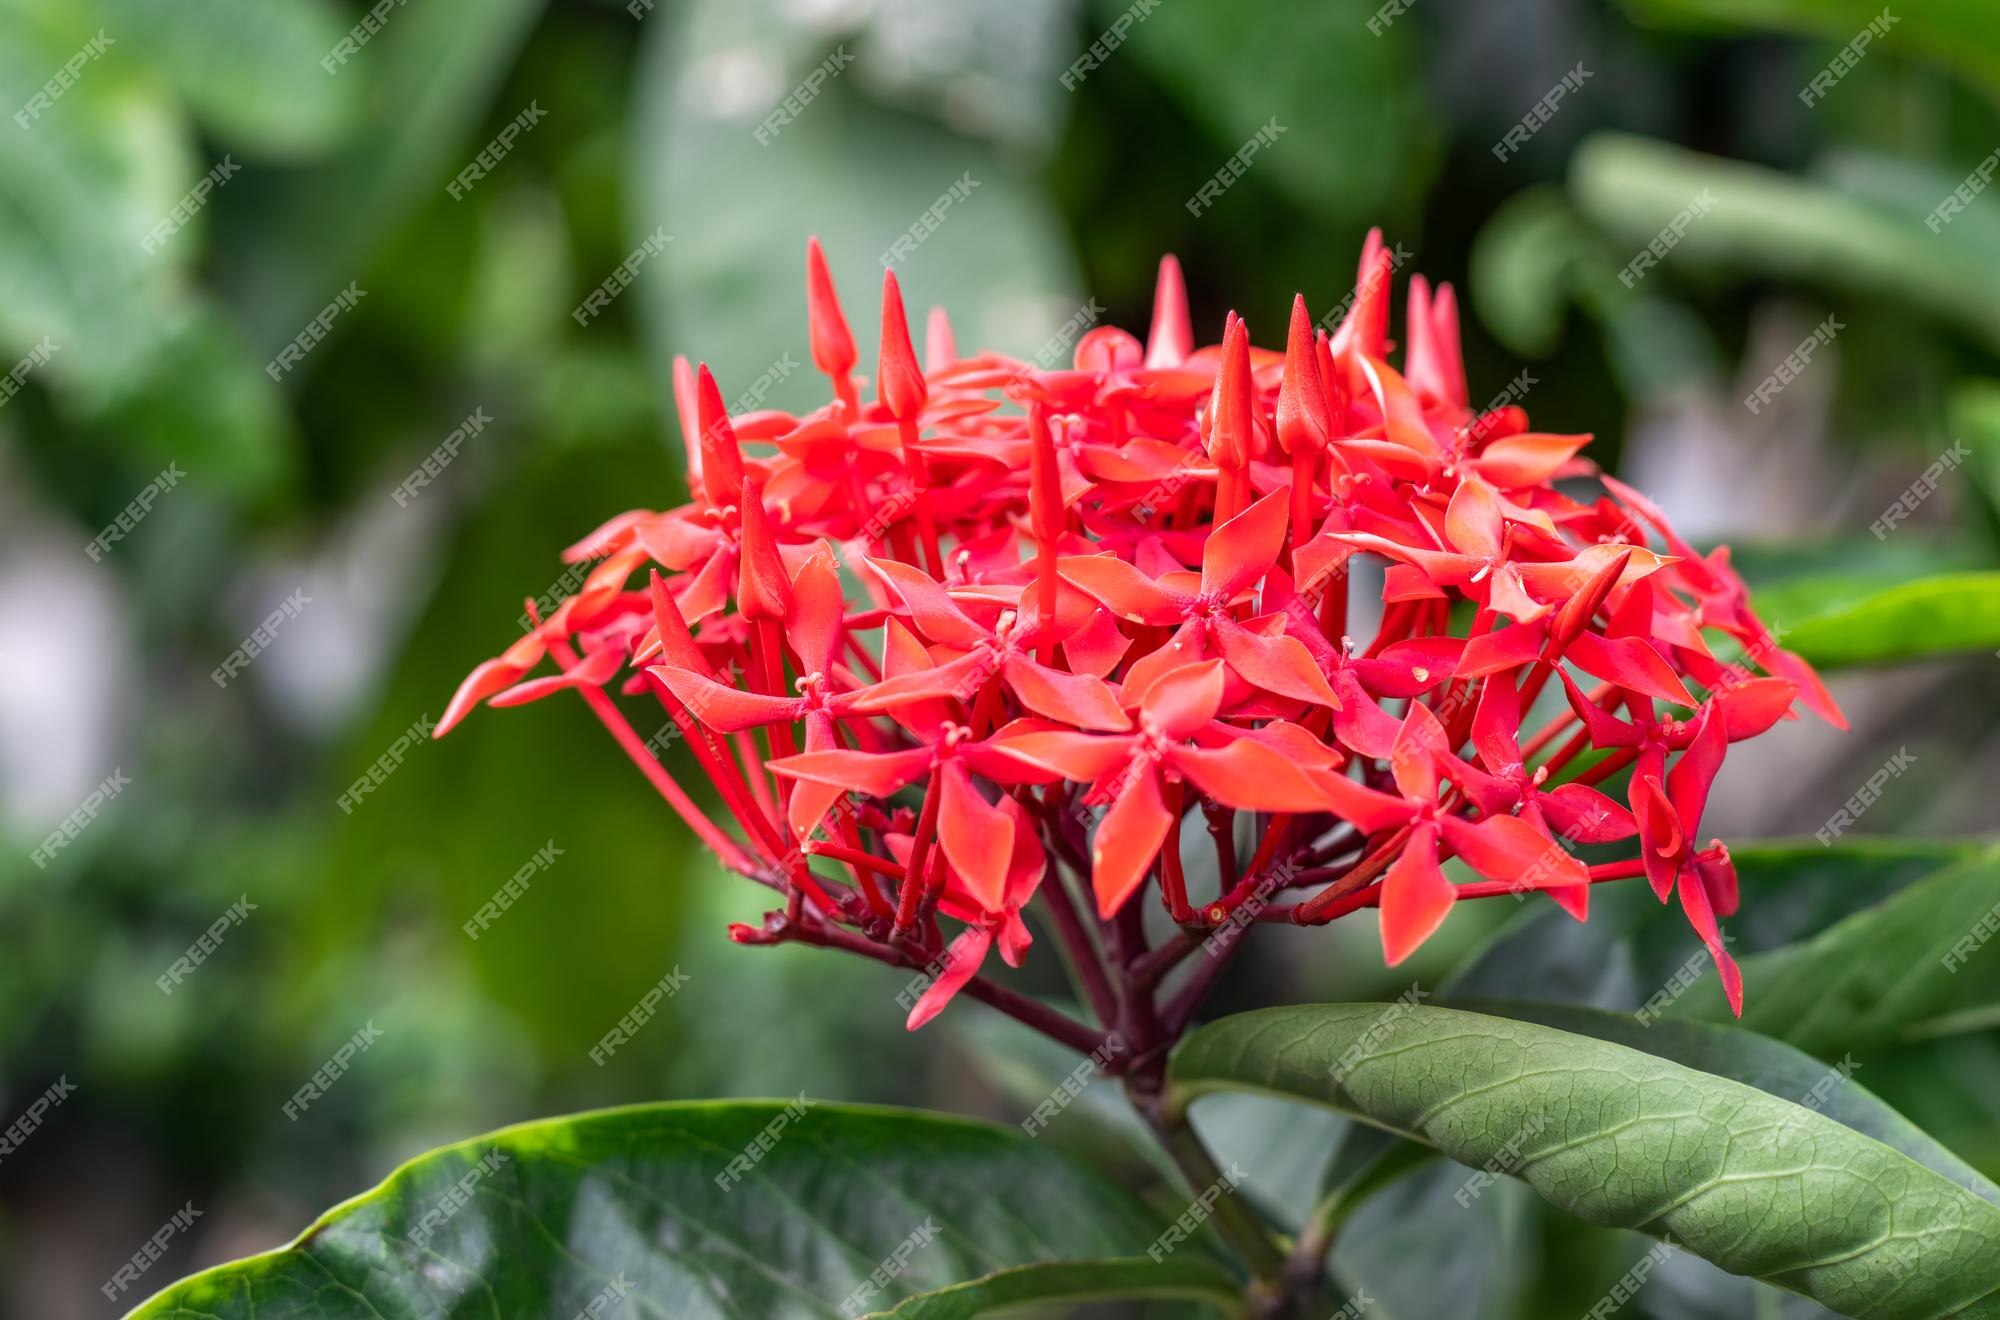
left=649, top=665, right=801, bottom=731
left=489, top=644, right=626, bottom=707
left=938, top=761, right=1013, bottom=911
left=1440, top=812, right=1587, bottom=891
left=846, top=652, right=992, bottom=712
left=982, top=730, right=1132, bottom=784
left=1059, top=555, right=1191, bottom=626
left=1172, top=739, right=1331, bottom=813
left=1470, top=433, right=1590, bottom=487
left=1351, top=637, right=1463, bottom=698
left=1316, top=770, right=1413, bottom=834
left=1468, top=672, right=1522, bottom=768
left=1140, top=658, right=1228, bottom=739
left=1667, top=703, right=1727, bottom=836
left=1001, top=655, right=1131, bottom=732
left=1090, top=762, right=1172, bottom=916
left=1676, top=868, right=1743, bottom=1018
left=1214, top=621, right=1340, bottom=708
left=1201, top=487, right=1289, bottom=599
left=1566, top=631, right=1695, bottom=706
left=769, top=747, right=932, bottom=798
left=788, top=546, right=846, bottom=677
left=1445, top=478, right=1506, bottom=559
left=1457, top=622, right=1548, bottom=678
left=1389, top=702, right=1448, bottom=801
left=1713, top=676, right=1797, bottom=741
left=1380, top=824, right=1454, bottom=965
left=1540, top=782, right=1639, bottom=842
left=866, top=556, right=989, bottom=649
left=905, top=925, right=993, bottom=1031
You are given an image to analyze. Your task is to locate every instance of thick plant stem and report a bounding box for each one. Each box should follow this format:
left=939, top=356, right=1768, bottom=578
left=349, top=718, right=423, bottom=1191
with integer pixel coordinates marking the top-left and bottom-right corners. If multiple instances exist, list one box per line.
left=1287, top=1141, right=1436, bottom=1305
left=1136, top=1082, right=1296, bottom=1317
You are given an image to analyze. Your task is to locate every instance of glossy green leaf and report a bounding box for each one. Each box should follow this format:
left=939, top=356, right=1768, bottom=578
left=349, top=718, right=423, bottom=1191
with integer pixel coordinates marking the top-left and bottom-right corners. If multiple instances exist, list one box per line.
left=1172, top=1003, right=2000, bottom=1317
left=1462, top=1000, right=2000, bottom=1203
left=130, top=1100, right=1238, bottom=1319
left=1670, top=844, right=2000, bottom=1054
left=867, top=1259, right=1238, bottom=1318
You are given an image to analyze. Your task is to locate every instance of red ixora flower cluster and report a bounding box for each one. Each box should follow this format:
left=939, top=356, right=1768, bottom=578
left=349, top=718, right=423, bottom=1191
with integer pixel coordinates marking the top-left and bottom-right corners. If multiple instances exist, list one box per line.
left=439, top=232, right=1843, bottom=1037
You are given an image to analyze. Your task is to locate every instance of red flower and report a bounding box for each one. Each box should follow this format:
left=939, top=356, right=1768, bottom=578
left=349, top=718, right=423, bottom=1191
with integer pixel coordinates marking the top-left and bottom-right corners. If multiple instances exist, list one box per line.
left=984, top=659, right=1337, bottom=913
left=438, top=231, right=1838, bottom=1032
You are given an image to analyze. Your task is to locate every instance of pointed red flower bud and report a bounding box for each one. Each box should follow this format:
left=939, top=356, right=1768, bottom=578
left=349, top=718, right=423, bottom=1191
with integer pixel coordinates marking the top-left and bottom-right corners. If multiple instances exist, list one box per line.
left=1431, top=281, right=1466, bottom=407
left=1331, top=227, right=1392, bottom=362
left=925, top=306, right=957, bottom=371
left=1314, top=327, right=1348, bottom=434
left=671, top=355, right=701, bottom=484
left=1028, top=404, right=1061, bottom=544
left=1405, top=275, right=1469, bottom=409
left=1404, top=274, right=1434, bottom=391
left=1276, top=294, right=1329, bottom=457
left=694, top=363, right=746, bottom=508
left=1205, top=313, right=1254, bottom=469
left=1145, top=253, right=1193, bottom=368
left=735, top=475, right=793, bottom=622
left=805, top=236, right=857, bottom=378
left=878, top=269, right=928, bottom=422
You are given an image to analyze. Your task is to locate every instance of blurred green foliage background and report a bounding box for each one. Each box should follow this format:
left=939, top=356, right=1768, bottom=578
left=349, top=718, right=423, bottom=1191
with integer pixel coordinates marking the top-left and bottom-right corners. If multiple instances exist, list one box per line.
left=3, top=0, right=1999, bottom=1315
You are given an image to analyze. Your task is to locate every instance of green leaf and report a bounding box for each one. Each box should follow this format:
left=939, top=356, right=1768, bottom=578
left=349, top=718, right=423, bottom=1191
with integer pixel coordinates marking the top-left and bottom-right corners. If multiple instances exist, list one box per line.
left=0, top=5, right=298, bottom=502
left=218, top=0, right=546, bottom=351
left=1099, top=0, right=1442, bottom=228
left=1752, top=572, right=2000, bottom=667
left=865, top=1259, right=1239, bottom=1318
left=1670, top=843, right=2000, bottom=1054
left=130, top=1100, right=1239, bottom=1319
left=1951, top=379, right=2000, bottom=528
left=1445, top=838, right=1983, bottom=1013
left=1172, top=1002, right=2000, bottom=1317
left=99, top=0, right=362, bottom=157
left=1469, top=187, right=1595, bottom=357
left=1620, top=0, right=2000, bottom=102
left=1568, top=134, right=2000, bottom=356
left=1462, top=1000, right=2000, bottom=1204
left=1731, top=534, right=1991, bottom=596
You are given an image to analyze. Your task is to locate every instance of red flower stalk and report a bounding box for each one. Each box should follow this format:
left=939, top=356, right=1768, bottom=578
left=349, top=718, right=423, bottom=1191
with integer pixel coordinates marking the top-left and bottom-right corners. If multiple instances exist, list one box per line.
left=439, top=232, right=1836, bottom=1044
